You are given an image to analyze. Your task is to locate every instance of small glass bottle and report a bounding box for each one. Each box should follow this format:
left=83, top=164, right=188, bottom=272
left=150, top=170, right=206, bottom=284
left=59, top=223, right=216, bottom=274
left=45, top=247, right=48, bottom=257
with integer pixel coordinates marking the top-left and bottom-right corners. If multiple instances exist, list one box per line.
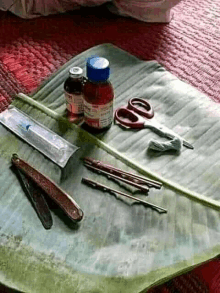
left=83, top=57, right=114, bottom=133
left=64, top=67, right=84, bottom=122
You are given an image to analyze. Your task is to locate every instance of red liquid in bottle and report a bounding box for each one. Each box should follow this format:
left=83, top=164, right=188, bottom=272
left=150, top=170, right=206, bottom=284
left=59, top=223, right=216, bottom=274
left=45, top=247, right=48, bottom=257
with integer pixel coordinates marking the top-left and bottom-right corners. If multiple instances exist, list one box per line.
left=64, top=67, right=84, bottom=122
left=83, top=57, right=114, bottom=133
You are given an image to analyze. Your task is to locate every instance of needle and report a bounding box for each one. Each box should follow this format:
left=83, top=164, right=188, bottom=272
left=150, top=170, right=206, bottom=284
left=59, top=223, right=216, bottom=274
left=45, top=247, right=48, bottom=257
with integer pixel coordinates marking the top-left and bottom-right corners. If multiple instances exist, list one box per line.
left=82, top=178, right=167, bottom=213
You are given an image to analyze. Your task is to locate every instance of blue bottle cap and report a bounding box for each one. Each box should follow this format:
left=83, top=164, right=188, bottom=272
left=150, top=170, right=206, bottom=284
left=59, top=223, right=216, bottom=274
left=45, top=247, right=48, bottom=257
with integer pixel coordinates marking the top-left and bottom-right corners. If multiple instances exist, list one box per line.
left=86, top=57, right=110, bottom=82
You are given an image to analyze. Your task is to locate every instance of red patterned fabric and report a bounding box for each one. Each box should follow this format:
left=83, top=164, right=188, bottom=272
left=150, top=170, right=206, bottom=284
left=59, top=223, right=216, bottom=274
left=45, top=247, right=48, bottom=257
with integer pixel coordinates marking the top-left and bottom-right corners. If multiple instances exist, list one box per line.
left=147, top=255, right=220, bottom=293
left=0, top=0, right=220, bottom=115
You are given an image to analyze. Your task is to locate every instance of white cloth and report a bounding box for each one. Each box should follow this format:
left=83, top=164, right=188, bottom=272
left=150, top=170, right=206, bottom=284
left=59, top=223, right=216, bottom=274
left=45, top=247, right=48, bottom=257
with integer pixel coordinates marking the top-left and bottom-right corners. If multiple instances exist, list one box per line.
left=0, top=0, right=182, bottom=22
left=0, top=0, right=14, bottom=10
left=113, top=0, right=181, bottom=22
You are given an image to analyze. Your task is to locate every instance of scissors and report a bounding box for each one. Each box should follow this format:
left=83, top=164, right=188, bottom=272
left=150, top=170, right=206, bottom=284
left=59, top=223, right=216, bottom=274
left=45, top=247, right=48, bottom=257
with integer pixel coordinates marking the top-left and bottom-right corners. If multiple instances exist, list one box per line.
left=114, top=97, right=193, bottom=149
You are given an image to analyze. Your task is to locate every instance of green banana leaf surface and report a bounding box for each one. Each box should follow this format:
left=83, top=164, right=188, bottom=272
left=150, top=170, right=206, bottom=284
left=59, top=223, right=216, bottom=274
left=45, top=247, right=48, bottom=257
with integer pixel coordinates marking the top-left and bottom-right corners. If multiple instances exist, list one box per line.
left=0, top=44, right=219, bottom=293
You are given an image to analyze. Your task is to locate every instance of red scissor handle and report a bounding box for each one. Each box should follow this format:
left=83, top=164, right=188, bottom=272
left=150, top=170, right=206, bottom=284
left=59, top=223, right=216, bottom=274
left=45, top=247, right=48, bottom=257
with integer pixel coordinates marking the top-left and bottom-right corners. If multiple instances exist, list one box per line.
left=128, top=97, right=154, bottom=119
left=114, top=107, right=145, bottom=129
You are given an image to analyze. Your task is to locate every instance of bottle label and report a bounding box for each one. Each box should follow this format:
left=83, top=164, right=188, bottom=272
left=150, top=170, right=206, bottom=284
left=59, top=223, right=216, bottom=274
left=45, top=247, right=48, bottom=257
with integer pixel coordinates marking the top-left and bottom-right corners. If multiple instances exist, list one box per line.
left=84, top=100, right=113, bottom=129
left=65, top=92, right=84, bottom=114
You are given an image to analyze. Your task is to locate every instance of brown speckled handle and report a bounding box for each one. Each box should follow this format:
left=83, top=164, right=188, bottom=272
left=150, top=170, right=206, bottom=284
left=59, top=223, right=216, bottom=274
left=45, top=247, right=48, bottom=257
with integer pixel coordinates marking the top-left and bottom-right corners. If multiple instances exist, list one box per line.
left=11, top=154, right=83, bottom=222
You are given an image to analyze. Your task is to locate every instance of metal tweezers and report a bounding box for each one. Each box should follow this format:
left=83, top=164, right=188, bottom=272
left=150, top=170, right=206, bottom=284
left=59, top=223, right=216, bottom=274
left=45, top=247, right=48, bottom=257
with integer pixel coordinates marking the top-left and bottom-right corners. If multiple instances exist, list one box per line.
left=82, top=157, right=167, bottom=213
left=11, top=154, right=83, bottom=229
left=83, top=157, right=162, bottom=193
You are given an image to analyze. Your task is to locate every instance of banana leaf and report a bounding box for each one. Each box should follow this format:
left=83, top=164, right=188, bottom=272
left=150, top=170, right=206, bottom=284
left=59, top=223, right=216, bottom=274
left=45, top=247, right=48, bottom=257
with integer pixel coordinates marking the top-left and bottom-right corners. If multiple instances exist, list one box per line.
left=0, top=44, right=219, bottom=293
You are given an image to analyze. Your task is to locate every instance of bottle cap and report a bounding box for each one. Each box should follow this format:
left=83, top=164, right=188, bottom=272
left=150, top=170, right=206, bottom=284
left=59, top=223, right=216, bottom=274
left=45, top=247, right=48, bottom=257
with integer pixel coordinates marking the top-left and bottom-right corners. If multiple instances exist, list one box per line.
left=69, top=67, right=83, bottom=78
left=86, top=57, right=110, bottom=82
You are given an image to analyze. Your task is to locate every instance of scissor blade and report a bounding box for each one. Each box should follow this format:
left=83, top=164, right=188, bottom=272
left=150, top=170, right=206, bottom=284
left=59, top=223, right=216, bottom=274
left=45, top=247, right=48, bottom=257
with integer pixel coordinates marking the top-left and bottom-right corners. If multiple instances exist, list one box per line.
left=144, top=120, right=194, bottom=150
left=165, top=133, right=194, bottom=149
left=183, top=141, right=194, bottom=149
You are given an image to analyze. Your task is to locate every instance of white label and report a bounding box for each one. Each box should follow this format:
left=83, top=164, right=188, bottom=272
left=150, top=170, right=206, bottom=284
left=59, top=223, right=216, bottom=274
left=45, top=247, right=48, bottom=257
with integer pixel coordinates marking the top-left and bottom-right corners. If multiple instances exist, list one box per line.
left=65, top=92, right=83, bottom=114
left=84, top=100, right=113, bottom=129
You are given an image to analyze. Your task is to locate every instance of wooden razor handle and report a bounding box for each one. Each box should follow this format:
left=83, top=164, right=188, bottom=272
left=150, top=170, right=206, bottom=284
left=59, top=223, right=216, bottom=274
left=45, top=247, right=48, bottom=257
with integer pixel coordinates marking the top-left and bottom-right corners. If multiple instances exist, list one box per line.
left=11, top=154, right=83, bottom=222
